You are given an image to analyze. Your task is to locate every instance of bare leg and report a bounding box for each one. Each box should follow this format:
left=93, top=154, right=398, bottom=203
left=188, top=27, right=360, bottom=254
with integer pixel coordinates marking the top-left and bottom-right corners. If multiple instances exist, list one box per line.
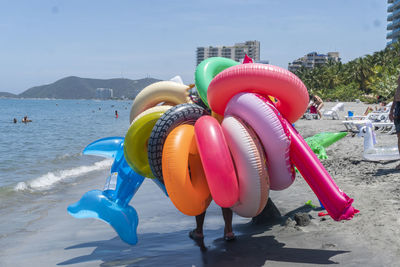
left=194, top=211, right=206, bottom=236
left=317, top=103, right=324, bottom=119
left=190, top=212, right=207, bottom=251
left=221, top=208, right=235, bottom=241
left=221, top=208, right=233, bottom=234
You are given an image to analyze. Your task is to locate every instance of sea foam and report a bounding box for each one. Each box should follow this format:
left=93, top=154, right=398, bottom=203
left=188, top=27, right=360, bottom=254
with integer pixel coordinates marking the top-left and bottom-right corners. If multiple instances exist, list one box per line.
left=14, top=159, right=112, bottom=191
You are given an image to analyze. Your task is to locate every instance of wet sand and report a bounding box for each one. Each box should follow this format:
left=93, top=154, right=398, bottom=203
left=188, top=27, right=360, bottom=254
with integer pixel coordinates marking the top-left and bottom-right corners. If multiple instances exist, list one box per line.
left=1, top=102, right=400, bottom=267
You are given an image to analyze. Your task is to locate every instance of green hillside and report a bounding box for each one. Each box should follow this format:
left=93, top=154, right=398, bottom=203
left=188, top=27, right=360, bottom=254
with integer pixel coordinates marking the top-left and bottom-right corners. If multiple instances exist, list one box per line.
left=18, top=76, right=161, bottom=99
left=0, top=92, right=18, bottom=98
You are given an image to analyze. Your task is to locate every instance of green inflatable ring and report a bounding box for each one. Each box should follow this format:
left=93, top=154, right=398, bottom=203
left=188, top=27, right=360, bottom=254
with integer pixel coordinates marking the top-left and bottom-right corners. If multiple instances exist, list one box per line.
left=195, top=57, right=239, bottom=108
left=124, top=111, right=165, bottom=178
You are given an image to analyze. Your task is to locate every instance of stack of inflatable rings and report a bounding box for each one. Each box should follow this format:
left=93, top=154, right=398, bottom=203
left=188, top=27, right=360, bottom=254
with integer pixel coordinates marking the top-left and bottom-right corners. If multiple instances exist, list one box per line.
left=123, top=57, right=357, bottom=222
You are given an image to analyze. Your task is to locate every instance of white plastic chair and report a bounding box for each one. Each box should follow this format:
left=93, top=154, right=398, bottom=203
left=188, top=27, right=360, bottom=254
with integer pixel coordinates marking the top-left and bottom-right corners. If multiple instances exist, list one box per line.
left=344, top=102, right=392, bottom=120
left=343, top=114, right=395, bottom=134
left=303, top=112, right=319, bottom=120
left=322, top=102, right=344, bottom=120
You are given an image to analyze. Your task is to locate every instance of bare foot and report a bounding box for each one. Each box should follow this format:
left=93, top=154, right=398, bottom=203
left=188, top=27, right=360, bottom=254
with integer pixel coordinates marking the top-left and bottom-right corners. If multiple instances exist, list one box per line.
left=189, top=229, right=203, bottom=240
left=223, top=232, right=236, bottom=242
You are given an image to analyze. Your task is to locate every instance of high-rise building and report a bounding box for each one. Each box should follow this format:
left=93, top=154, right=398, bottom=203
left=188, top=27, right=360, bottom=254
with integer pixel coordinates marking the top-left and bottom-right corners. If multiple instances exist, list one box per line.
left=288, top=52, right=341, bottom=73
left=96, top=88, right=113, bottom=99
left=196, top=41, right=260, bottom=65
left=387, top=0, right=400, bottom=45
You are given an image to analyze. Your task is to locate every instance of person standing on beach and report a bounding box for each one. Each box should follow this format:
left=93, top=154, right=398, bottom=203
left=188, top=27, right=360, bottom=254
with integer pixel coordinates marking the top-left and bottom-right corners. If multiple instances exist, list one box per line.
left=389, top=74, right=400, bottom=170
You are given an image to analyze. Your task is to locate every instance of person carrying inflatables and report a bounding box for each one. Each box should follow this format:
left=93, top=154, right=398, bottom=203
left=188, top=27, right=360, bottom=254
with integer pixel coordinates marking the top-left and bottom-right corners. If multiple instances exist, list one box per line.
left=389, top=74, right=400, bottom=170
left=189, top=208, right=236, bottom=242
left=308, top=94, right=324, bottom=119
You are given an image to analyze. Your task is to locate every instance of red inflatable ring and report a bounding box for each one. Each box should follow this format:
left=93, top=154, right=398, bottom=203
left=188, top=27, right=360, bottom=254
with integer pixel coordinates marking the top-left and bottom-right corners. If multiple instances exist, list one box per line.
left=194, top=115, right=239, bottom=208
left=207, top=63, right=309, bottom=123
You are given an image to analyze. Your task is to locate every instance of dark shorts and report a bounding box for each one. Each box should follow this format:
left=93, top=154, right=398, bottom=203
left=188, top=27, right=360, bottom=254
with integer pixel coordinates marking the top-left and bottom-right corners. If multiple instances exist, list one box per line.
left=394, top=118, right=400, bottom=134
left=394, top=102, right=400, bottom=134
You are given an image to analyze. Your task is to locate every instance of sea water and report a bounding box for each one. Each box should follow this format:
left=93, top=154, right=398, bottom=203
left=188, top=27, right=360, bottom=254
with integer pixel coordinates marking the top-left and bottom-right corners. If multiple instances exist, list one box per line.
left=0, top=98, right=252, bottom=258
left=0, top=99, right=132, bottom=239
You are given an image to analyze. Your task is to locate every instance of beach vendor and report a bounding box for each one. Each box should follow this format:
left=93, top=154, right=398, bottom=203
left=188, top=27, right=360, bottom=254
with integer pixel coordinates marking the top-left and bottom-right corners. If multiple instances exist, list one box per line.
left=308, top=94, right=324, bottom=119
left=190, top=208, right=236, bottom=242
left=389, top=74, right=400, bottom=170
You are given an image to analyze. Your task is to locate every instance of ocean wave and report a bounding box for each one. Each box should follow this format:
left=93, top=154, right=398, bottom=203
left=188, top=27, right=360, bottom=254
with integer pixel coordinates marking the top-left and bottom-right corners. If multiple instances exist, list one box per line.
left=50, top=152, right=82, bottom=163
left=14, top=159, right=112, bottom=191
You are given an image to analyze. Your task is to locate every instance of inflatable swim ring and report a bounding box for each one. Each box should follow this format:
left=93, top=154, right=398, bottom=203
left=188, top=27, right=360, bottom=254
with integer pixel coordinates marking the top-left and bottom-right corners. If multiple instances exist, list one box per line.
left=360, top=123, right=400, bottom=161
left=222, top=116, right=270, bottom=217
left=131, top=105, right=172, bottom=124
left=225, top=93, right=295, bottom=190
left=207, top=63, right=309, bottom=123
left=194, top=115, right=239, bottom=207
left=147, top=103, right=208, bottom=182
left=195, top=57, right=239, bottom=108
left=129, top=81, right=192, bottom=123
left=162, top=124, right=212, bottom=216
left=124, top=106, right=170, bottom=178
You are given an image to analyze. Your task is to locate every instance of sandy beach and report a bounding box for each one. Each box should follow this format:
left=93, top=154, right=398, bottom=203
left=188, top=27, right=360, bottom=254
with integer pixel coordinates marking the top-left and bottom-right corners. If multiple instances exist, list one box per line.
left=1, top=101, right=400, bottom=267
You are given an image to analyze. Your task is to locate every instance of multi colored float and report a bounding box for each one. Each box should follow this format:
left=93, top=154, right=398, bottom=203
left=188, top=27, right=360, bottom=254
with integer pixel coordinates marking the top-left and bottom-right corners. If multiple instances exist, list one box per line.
left=68, top=56, right=357, bottom=245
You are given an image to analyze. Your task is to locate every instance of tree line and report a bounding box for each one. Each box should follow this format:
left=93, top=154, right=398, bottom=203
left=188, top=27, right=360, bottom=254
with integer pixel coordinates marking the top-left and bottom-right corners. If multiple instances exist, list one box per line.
left=293, top=42, right=400, bottom=103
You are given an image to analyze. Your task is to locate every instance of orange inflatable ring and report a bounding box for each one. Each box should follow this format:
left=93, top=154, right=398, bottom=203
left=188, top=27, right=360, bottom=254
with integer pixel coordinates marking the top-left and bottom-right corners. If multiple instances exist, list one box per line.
left=162, top=124, right=212, bottom=216
left=207, top=63, right=309, bottom=123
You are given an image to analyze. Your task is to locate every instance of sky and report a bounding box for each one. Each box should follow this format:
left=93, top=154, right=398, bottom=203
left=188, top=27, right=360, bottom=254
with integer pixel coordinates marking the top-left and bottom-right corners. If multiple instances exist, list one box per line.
left=0, top=0, right=388, bottom=94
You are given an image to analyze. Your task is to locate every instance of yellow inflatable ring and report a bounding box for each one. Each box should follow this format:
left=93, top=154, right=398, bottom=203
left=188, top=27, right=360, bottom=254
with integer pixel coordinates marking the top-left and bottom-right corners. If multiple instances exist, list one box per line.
left=129, top=81, right=192, bottom=123
left=162, top=124, right=212, bottom=216
left=131, top=105, right=172, bottom=125
left=124, top=106, right=170, bottom=178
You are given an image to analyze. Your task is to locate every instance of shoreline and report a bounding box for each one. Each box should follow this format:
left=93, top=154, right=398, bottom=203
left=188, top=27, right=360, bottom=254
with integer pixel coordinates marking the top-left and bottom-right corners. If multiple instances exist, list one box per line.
left=1, top=101, right=400, bottom=267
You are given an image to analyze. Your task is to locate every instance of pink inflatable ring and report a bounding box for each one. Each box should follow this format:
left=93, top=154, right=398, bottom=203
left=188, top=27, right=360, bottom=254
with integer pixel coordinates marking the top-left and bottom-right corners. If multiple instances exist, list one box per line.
left=207, top=63, right=309, bottom=123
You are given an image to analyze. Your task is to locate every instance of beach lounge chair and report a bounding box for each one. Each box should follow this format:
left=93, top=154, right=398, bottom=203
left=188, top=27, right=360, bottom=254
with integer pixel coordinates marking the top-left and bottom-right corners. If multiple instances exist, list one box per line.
left=372, top=121, right=396, bottom=134
left=322, top=102, right=344, bottom=120
left=303, top=106, right=319, bottom=120
left=342, top=103, right=393, bottom=133
left=304, top=112, right=319, bottom=120
left=344, top=102, right=392, bottom=120
left=343, top=116, right=395, bottom=134
left=342, top=119, right=370, bottom=132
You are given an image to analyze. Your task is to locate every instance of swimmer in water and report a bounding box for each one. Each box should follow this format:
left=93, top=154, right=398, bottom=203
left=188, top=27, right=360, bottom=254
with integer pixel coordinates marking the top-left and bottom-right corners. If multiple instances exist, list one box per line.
left=22, top=116, right=32, bottom=123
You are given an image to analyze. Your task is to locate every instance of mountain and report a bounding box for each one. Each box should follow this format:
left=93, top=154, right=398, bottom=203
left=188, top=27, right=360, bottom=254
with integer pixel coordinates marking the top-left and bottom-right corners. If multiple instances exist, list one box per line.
left=18, top=76, right=162, bottom=99
left=0, top=92, right=18, bottom=98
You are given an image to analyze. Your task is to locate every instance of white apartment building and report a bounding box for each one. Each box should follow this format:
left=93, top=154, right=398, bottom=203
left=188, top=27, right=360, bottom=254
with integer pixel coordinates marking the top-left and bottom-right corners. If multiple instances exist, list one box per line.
left=96, top=88, right=113, bottom=99
left=387, top=0, right=400, bottom=45
left=288, top=52, right=341, bottom=73
left=196, top=40, right=260, bottom=65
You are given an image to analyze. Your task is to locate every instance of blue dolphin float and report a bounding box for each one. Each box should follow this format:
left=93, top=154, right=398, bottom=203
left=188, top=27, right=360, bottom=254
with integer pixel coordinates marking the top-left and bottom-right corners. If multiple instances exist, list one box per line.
left=67, top=137, right=167, bottom=245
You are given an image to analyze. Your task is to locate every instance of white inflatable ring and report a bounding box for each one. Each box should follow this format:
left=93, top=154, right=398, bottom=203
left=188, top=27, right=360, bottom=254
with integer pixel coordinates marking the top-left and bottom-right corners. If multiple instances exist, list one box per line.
left=130, top=81, right=192, bottom=123
left=221, top=116, right=270, bottom=217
